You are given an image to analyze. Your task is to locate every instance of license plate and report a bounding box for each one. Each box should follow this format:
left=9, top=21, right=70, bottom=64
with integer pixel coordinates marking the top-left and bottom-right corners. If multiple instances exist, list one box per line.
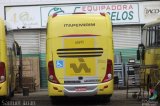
left=75, top=87, right=87, bottom=92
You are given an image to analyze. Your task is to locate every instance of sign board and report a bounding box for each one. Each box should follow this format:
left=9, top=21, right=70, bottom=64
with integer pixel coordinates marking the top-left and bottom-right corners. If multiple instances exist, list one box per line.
left=41, top=3, right=139, bottom=27
left=1, top=0, right=138, bottom=4
left=5, top=3, right=140, bottom=29
left=139, top=2, right=160, bottom=23
left=5, top=6, right=41, bottom=29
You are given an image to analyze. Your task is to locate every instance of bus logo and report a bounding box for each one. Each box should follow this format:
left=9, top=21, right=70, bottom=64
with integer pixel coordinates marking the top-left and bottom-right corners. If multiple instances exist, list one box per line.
left=56, top=60, right=64, bottom=68
left=70, top=58, right=91, bottom=73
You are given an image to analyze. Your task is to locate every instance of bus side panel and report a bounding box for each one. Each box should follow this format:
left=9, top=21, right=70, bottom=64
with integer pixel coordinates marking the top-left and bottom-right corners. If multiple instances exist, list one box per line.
left=7, top=33, right=17, bottom=94
left=0, top=19, right=16, bottom=97
left=0, top=82, right=7, bottom=96
left=97, top=31, right=114, bottom=95
left=145, top=48, right=160, bottom=84
left=46, top=38, right=65, bottom=96
left=0, top=20, right=8, bottom=96
left=153, top=49, right=160, bottom=83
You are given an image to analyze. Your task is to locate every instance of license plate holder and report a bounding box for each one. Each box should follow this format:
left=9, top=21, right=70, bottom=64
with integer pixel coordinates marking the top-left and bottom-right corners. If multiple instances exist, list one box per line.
left=75, top=87, right=87, bottom=92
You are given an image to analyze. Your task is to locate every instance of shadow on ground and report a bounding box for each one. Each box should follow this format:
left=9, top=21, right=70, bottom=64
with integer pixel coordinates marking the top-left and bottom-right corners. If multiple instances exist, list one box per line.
left=50, top=96, right=110, bottom=106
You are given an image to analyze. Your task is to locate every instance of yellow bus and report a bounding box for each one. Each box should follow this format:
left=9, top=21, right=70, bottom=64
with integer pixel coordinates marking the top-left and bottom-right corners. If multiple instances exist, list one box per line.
left=137, top=18, right=160, bottom=100
left=46, top=13, right=114, bottom=101
left=0, top=18, right=20, bottom=98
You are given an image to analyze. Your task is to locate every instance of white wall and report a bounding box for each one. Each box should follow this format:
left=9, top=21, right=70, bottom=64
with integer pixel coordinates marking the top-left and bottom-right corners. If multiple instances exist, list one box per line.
left=0, top=0, right=137, bottom=4
left=5, top=3, right=140, bottom=29
left=0, top=0, right=137, bottom=19
left=0, top=4, right=4, bottom=19
left=1, top=0, right=160, bottom=25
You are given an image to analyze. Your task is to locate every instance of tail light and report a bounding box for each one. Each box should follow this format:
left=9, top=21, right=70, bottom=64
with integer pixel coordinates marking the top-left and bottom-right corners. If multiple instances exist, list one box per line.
left=102, top=59, right=113, bottom=83
left=0, top=62, right=6, bottom=83
left=100, top=13, right=106, bottom=16
left=48, top=61, right=59, bottom=84
left=52, top=13, right=57, bottom=18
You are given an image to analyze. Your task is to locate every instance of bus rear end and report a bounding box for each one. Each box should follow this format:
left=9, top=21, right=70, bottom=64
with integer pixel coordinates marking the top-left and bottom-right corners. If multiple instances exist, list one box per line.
left=0, top=19, right=8, bottom=96
left=46, top=13, right=114, bottom=98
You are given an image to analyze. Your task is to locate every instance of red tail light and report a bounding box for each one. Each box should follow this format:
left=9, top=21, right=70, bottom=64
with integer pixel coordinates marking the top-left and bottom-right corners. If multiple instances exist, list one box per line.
left=100, top=13, right=106, bottom=16
left=48, top=61, right=59, bottom=84
left=0, top=62, right=6, bottom=83
left=102, top=59, right=113, bottom=83
left=52, top=13, right=57, bottom=18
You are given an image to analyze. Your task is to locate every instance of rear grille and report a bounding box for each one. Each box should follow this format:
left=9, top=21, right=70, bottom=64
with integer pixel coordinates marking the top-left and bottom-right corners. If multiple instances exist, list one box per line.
left=57, top=48, right=103, bottom=58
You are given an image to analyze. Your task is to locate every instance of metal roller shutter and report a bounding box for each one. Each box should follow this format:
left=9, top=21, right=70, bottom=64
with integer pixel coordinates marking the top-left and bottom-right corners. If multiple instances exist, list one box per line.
left=14, top=30, right=41, bottom=89
left=14, top=30, right=48, bottom=88
left=14, top=30, right=40, bottom=55
left=113, top=26, right=141, bottom=63
left=40, top=30, right=47, bottom=88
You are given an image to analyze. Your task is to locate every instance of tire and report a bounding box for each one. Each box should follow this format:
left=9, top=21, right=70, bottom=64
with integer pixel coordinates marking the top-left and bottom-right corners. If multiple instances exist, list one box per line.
left=106, top=96, right=111, bottom=102
left=10, top=90, right=14, bottom=97
left=98, top=95, right=111, bottom=103
left=50, top=96, right=59, bottom=104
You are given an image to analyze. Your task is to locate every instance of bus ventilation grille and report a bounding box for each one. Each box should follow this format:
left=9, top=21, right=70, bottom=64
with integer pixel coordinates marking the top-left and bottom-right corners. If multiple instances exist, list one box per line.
left=57, top=48, right=103, bottom=58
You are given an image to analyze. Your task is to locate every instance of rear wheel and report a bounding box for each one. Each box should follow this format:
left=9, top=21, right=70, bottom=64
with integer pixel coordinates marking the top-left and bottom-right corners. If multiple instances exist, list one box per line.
left=6, top=86, right=14, bottom=100
left=50, top=96, right=59, bottom=104
left=10, top=90, right=14, bottom=97
left=105, top=96, right=110, bottom=102
left=97, top=95, right=111, bottom=103
left=105, top=95, right=111, bottom=102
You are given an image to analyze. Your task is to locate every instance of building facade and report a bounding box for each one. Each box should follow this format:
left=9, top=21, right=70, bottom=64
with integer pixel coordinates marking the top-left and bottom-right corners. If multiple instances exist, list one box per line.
left=0, top=0, right=160, bottom=88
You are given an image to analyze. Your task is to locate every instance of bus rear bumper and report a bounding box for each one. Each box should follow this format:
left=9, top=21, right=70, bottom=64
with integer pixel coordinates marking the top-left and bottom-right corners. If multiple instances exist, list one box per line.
left=48, top=80, right=113, bottom=97
left=0, top=81, right=7, bottom=96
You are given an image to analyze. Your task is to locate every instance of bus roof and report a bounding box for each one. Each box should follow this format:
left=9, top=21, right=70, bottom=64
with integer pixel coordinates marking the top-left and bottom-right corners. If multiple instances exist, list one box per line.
left=143, top=17, right=160, bottom=29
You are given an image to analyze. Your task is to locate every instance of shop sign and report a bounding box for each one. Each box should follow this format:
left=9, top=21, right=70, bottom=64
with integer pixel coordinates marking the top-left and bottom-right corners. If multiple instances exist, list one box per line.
left=41, top=3, right=139, bottom=27
left=5, top=3, right=139, bottom=29
left=140, top=2, right=160, bottom=23
left=5, top=6, right=41, bottom=29
left=1, top=0, right=138, bottom=4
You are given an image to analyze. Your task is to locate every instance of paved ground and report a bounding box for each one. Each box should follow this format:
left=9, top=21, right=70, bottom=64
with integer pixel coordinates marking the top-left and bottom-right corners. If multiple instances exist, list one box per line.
left=0, top=89, right=152, bottom=106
